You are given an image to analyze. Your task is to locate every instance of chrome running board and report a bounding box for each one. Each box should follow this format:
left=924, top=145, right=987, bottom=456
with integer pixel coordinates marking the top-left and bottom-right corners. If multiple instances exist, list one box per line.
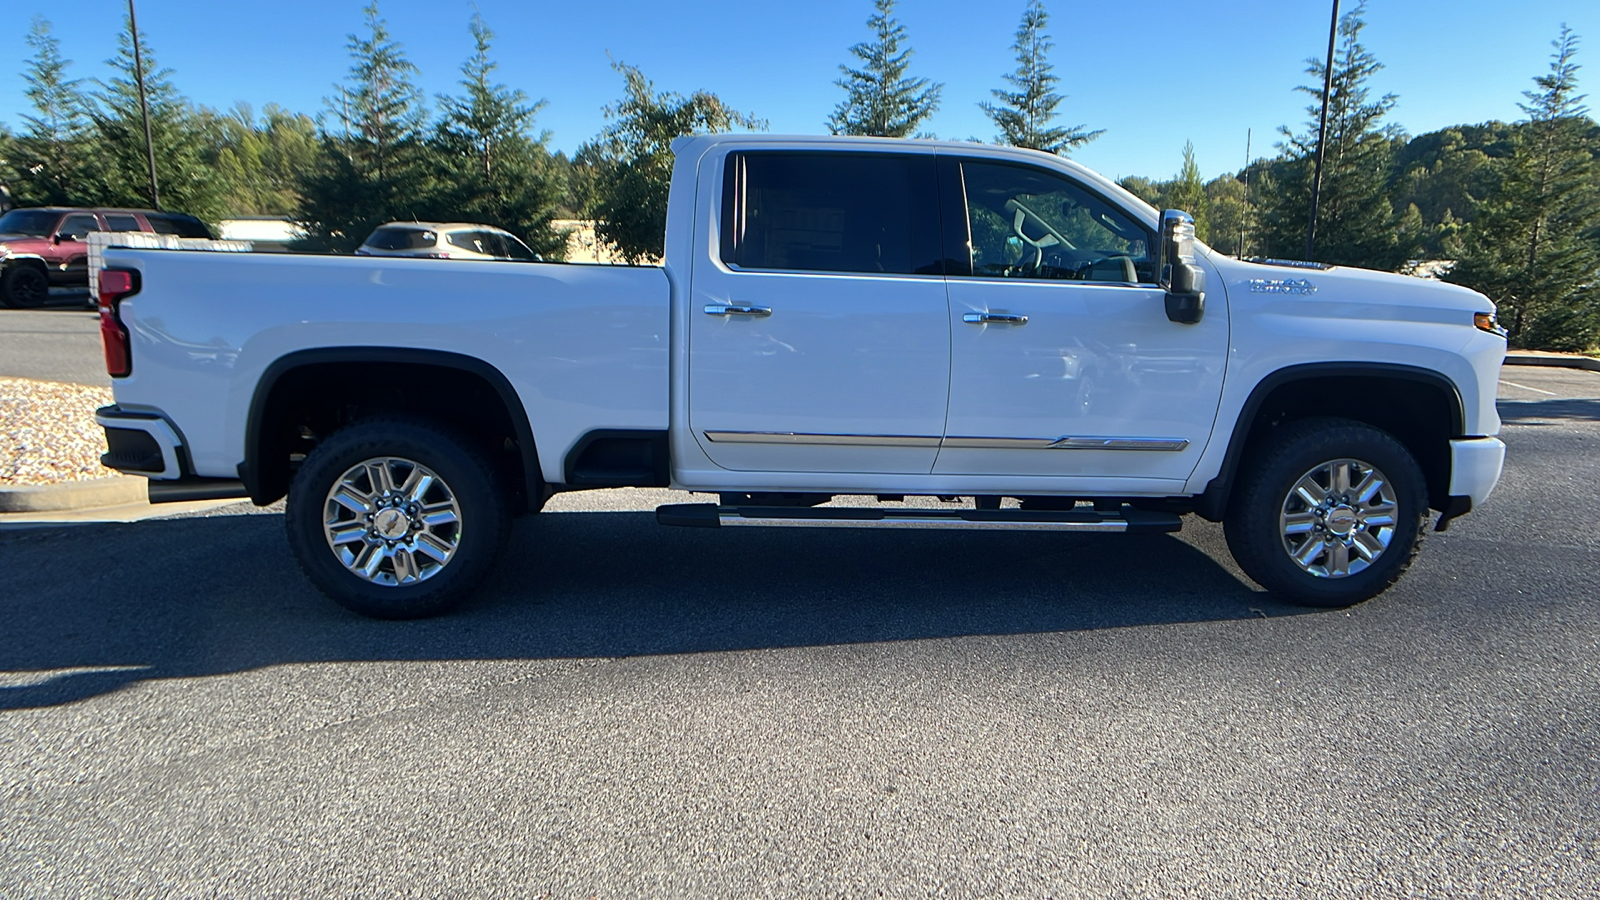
left=655, top=503, right=1182, bottom=533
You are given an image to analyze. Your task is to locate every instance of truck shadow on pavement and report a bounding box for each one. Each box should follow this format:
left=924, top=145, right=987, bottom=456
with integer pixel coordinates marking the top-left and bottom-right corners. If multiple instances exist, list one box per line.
left=0, top=510, right=1291, bottom=710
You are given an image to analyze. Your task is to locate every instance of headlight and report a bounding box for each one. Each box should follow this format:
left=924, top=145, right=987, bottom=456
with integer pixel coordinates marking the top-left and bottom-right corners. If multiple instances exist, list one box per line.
left=1474, top=311, right=1508, bottom=338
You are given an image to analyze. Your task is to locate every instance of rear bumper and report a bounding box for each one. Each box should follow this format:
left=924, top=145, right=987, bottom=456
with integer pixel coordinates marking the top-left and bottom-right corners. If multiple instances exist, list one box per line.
left=1448, top=436, right=1506, bottom=507
left=96, top=405, right=185, bottom=479
left=96, top=405, right=249, bottom=503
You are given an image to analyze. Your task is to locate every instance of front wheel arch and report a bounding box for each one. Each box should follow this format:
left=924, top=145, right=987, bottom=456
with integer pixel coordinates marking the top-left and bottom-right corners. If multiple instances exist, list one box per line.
left=1197, top=364, right=1464, bottom=521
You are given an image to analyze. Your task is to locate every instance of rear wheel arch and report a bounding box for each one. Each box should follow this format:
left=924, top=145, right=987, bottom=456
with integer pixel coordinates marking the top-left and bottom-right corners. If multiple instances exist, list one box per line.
left=241, top=348, right=544, bottom=511
left=1198, top=363, right=1465, bottom=521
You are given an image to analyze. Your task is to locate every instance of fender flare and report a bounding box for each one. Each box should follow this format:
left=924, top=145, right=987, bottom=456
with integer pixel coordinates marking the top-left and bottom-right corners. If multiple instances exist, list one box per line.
left=239, top=347, right=542, bottom=508
left=1195, top=362, right=1465, bottom=520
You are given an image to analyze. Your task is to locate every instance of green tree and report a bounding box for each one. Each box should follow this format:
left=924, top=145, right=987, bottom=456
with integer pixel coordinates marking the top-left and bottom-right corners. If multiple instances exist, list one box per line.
left=296, top=1, right=437, bottom=250
left=1168, top=140, right=1209, bottom=240
left=981, top=1, right=1100, bottom=154
left=1258, top=1, right=1414, bottom=268
left=90, top=17, right=227, bottom=222
left=11, top=18, right=98, bottom=206
left=1448, top=27, right=1600, bottom=349
left=204, top=103, right=319, bottom=216
left=1116, top=175, right=1164, bottom=209
left=828, top=0, right=942, bottom=137
left=1205, top=174, right=1249, bottom=257
left=585, top=60, right=762, bottom=263
left=431, top=14, right=566, bottom=258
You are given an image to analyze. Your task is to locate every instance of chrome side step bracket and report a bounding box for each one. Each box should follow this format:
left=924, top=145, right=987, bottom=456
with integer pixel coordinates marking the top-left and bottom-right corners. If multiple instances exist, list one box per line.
left=654, top=503, right=1182, bottom=534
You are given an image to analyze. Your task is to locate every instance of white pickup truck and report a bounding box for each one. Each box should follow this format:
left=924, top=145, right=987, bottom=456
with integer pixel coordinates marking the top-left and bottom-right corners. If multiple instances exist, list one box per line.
left=94, top=134, right=1508, bottom=618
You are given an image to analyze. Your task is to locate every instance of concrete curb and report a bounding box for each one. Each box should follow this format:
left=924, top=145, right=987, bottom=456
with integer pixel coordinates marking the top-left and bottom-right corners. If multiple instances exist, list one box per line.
left=1505, top=353, right=1600, bottom=372
left=0, top=475, right=147, bottom=513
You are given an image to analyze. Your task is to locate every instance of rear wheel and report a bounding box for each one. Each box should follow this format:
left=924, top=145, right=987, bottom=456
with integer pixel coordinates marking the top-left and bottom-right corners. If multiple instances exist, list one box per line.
left=1224, top=418, right=1428, bottom=608
left=1, top=264, right=49, bottom=308
left=285, top=418, right=509, bottom=618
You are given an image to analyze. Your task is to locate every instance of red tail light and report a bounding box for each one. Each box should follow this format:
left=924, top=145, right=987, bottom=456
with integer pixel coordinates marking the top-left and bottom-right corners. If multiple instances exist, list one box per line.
left=98, top=269, right=138, bottom=377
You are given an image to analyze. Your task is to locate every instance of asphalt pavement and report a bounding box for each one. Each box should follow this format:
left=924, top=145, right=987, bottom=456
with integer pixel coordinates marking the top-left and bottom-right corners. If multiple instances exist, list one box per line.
left=0, top=290, right=108, bottom=387
left=1, top=365, right=1597, bottom=897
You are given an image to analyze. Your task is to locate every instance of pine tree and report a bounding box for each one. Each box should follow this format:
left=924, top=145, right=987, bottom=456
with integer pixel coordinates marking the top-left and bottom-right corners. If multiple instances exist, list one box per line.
left=91, top=17, right=227, bottom=222
left=207, top=103, right=319, bottom=216
left=584, top=61, right=762, bottom=263
left=828, top=0, right=942, bottom=138
left=981, top=1, right=1100, bottom=154
left=1204, top=174, right=1250, bottom=257
left=1168, top=141, right=1209, bottom=240
left=432, top=14, right=566, bottom=258
left=1448, top=27, right=1600, bottom=350
left=11, top=18, right=97, bottom=205
left=1258, top=1, right=1414, bottom=268
left=296, top=1, right=436, bottom=251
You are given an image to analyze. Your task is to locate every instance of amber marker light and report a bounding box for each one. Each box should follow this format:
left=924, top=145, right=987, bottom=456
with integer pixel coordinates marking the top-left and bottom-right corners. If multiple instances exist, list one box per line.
left=1475, top=311, right=1508, bottom=339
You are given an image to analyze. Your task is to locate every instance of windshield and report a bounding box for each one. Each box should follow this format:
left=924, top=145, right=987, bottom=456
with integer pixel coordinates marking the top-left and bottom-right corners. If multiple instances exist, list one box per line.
left=0, top=209, right=60, bottom=237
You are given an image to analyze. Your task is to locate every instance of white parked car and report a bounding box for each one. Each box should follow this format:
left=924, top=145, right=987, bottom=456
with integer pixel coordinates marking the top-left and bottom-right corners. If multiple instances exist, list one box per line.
left=94, top=134, right=1507, bottom=619
left=355, top=222, right=541, bottom=261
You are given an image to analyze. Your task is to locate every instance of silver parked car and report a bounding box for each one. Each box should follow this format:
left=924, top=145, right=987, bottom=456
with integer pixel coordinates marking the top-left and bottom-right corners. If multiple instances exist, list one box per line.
left=355, top=222, right=541, bottom=261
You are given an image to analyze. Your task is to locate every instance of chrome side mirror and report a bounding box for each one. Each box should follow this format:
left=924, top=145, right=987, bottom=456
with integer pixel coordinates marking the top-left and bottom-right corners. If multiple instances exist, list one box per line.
left=1158, top=209, right=1205, bottom=324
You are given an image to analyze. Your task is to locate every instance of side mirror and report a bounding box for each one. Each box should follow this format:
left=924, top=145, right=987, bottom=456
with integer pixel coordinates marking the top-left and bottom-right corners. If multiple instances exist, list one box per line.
left=1158, top=209, right=1205, bottom=324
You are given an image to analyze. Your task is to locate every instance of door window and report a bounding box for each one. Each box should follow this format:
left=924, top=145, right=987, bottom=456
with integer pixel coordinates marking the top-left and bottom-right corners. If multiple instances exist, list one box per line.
left=105, top=214, right=142, bottom=232
left=956, top=160, right=1154, bottom=284
left=57, top=214, right=99, bottom=241
left=720, top=151, right=942, bottom=276
left=447, top=231, right=494, bottom=255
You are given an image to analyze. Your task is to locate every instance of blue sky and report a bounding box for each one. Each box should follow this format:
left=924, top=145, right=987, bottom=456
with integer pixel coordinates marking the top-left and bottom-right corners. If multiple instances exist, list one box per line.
left=1, top=0, right=1595, bottom=183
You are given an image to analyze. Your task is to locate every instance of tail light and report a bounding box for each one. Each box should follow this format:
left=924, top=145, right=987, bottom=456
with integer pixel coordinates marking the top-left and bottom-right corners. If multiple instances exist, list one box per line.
left=98, top=268, right=139, bottom=377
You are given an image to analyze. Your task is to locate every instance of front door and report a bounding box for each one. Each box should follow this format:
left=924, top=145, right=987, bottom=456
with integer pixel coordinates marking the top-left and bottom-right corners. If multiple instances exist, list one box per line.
left=935, top=158, right=1228, bottom=490
left=689, top=150, right=950, bottom=474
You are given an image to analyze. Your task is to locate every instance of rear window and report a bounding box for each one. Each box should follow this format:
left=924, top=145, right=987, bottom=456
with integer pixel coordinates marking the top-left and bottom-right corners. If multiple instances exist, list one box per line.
left=146, top=214, right=212, bottom=238
left=720, top=151, right=942, bottom=276
left=366, top=228, right=437, bottom=251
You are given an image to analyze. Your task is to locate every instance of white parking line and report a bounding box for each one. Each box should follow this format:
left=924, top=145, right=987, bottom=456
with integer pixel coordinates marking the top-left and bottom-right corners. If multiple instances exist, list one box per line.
left=1499, top=379, right=1558, bottom=396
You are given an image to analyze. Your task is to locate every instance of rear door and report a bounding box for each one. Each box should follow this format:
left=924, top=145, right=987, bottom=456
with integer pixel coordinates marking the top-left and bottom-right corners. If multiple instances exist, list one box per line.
left=687, top=149, right=950, bottom=474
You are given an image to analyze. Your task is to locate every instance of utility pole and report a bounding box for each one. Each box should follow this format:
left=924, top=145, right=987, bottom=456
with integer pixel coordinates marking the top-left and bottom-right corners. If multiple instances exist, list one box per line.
left=1241, top=128, right=1251, bottom=258
left=127, top=0, right=160, bottom=210
left=1306, top=0, right=1340, bottom=261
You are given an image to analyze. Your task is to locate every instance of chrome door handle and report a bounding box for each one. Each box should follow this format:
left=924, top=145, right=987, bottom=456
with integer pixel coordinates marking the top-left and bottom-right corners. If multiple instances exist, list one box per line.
left=963, top=312, right=1028, bottom=325
left=704, top=304, right=772, bottom=317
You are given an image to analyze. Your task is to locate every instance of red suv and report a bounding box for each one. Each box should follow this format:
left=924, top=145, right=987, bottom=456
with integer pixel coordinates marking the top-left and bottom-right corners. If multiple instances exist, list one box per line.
left=0, top=207, right=213, bottom=308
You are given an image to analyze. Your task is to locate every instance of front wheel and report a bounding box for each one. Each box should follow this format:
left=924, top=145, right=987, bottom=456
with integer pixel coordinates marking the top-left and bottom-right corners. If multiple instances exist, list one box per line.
left=1, top=264, right=49, bottom=308
left=1224, top=418, right=1428, bottom=608
left=285, top=417, right=509, bottom=619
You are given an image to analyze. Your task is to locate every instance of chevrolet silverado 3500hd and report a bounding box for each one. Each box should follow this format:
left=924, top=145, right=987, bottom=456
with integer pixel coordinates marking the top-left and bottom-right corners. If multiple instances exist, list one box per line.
left=94, top=135, right=1508, bottom=618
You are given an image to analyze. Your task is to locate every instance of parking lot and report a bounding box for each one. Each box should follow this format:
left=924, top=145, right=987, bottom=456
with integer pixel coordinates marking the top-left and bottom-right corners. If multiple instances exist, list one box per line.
left=1, top=312, right=1597, bottom=894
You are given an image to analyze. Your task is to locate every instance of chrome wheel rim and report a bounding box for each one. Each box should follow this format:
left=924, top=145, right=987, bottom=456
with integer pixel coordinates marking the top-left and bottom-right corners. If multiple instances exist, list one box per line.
left=322, top=457, right=462, bottom=586
left=1279, top=458, right=1399, bottom=579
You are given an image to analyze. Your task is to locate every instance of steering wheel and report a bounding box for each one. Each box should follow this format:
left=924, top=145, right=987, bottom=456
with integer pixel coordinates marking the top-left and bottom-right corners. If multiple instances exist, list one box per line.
left=1003, top=199, right=1075, bottom=274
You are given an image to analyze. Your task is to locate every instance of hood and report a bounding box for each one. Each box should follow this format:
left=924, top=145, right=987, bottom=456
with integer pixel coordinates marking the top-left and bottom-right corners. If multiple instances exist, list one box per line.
left=0, top=233, right=50, bottom=250
left=1211, top=255, right=1494, bottom=315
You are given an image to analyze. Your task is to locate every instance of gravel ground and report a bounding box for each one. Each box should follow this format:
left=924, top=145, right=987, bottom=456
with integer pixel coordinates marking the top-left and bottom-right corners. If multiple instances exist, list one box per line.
left=0, top=377, right=116, bottom=486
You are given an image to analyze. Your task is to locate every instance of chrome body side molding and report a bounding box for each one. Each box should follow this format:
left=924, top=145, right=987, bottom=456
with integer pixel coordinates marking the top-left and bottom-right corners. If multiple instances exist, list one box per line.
left=704, top=432, right=1189, bottom=451
left=702, top=431, right=942, bottom=447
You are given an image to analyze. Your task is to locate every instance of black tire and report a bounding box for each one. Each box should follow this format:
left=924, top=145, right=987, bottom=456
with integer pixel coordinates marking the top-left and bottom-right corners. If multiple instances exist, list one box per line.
left=1, top=264, right=49, bottom=309
left=1224, top=417, right=1428, bottom=608
left=285, top=417, right=510, bottom=619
